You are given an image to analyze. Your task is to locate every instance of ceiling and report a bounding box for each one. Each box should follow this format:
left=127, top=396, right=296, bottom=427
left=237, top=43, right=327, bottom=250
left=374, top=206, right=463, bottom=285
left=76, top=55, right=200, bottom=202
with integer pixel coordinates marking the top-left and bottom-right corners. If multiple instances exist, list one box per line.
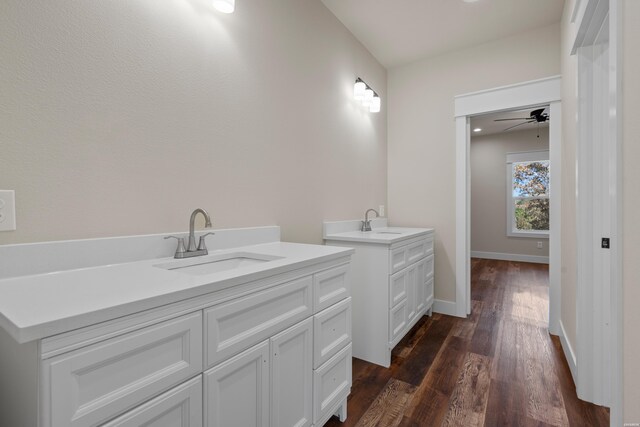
left=320, top=0, right=564, bottom=68
left=470, top=107, right=550, bottom=136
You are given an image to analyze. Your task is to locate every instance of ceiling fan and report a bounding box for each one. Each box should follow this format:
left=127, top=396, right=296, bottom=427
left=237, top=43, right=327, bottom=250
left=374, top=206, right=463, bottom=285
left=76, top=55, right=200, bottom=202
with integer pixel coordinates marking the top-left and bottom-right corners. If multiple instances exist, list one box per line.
left=494, top=108, right=550, bottom=134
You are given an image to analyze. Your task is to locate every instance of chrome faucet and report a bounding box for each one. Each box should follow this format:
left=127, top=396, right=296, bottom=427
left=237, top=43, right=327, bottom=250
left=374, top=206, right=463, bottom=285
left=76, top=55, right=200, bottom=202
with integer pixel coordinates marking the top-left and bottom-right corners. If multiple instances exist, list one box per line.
left=361, top=208, right=380, bottom=232
left=165, top=208, right=214, bottom=259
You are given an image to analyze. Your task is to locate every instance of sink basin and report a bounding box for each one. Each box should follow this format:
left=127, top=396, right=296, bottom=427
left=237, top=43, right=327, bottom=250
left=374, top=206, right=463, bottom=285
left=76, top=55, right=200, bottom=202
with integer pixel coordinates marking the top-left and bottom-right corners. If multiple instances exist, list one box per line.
left=155, top=252, right=284, bottom=276
left=374, top=231, right=403, bottom=235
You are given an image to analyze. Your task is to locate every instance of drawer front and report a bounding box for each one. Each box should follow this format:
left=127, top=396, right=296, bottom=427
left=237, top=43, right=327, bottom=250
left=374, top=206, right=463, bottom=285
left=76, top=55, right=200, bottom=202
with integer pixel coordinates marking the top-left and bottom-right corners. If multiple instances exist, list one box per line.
left=426, top=277, right=434, bottom=307
left=406, top=240, right=427, bottom=265
left=44, top=312, right=203, bottom=427
left=389, top=246, right=407, bottom=274
left=389, top=269, right=407, bottom=308
left=313, top=264, right=350, bottom=313
left=102, top=376, right=203, bottom=427
left=424, top=254, right=434, bottom=280
left=313, top=344, right=352, bottom=424
left=313, top=298, right=352, bottom=369
left=389, top=299, right=408, bottom=347
left=205, top=276, right=313, bottom=368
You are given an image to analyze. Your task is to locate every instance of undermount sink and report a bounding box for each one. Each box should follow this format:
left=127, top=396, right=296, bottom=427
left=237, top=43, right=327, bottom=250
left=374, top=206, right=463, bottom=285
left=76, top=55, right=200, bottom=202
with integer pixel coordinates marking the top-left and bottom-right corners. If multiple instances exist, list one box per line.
left=374, top=231, right=403, bottom=235
left=155, top=252, right=284, bottom=276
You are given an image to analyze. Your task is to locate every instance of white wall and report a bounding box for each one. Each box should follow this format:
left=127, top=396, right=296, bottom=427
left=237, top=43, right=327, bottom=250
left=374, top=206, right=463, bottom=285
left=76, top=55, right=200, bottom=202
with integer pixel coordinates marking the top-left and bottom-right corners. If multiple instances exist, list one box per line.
left=388, top=24, right=560, bottom=302
left=622, top=0, right=640, bottom=421
left=0, top=0, right=387, bottom=245
left=471, top=128, right=550, bottom=259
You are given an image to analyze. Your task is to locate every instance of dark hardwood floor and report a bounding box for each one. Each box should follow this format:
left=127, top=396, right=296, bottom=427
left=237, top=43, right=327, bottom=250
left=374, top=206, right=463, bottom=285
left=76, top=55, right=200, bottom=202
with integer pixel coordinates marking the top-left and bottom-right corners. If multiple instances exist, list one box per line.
left=325, top=258, right=610, bottom=427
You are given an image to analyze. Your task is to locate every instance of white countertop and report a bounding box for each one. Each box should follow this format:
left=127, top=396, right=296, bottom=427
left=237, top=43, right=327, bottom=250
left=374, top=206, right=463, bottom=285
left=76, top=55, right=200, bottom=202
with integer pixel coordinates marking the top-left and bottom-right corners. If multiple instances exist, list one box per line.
left=0, top=241, right=353, bottom=344
left=324, top=227, right=434, bottom=245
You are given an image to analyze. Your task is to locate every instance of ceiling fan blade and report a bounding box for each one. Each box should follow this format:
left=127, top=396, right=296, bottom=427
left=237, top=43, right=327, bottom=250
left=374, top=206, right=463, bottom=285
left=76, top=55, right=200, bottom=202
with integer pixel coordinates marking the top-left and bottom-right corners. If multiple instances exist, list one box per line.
left=503, top=121, right=535, bottom=132
left=494, top=118, right=531, bottom=121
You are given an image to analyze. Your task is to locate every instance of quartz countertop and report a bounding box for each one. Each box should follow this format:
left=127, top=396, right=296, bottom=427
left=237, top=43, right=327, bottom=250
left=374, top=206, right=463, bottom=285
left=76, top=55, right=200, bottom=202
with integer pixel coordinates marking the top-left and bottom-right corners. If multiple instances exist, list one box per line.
left=0, top=241, right=353, bottom=344
left=324, top=227, right=434, bottom=245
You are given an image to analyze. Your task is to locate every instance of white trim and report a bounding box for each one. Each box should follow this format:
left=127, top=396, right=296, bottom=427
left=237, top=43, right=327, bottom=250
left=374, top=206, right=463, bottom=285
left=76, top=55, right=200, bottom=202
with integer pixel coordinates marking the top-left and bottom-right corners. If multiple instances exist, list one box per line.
left=559, top=319, right=578, bottom=383
left=454, top=76, right=561, bottom=118
left=608, top=0, right=623, bottom=424
left=432, top=299, right=459, bottom=317
left=548, top=101, right=562, bottom=336
left=454, top=76, right=561, bottom=328
left=470, top=251, right=549, bottom=264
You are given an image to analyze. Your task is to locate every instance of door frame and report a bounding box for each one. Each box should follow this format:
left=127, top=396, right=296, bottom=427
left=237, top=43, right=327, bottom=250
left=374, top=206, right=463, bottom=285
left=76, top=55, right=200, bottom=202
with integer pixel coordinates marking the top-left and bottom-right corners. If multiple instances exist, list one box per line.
left=453, top=76, right=562, bottom=335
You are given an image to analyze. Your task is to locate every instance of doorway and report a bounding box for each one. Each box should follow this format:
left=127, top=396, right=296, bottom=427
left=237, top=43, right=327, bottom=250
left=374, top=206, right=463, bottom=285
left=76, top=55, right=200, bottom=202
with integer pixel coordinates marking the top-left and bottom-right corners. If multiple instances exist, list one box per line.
left=453, top=76, right=561, bottom=337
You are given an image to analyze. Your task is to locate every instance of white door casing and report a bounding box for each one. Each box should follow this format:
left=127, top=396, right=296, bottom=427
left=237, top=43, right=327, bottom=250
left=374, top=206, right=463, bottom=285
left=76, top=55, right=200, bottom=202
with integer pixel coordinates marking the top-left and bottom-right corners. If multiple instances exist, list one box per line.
left=454, top=76, right=562, bottom=331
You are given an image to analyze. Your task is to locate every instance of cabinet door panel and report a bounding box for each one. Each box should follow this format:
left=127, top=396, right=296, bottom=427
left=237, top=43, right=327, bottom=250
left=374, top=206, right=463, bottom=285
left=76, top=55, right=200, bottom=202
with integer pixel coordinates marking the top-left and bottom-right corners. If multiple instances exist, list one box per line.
left=406, top=264, right=417, bottom=324
left=271, top=319, right=313, bottom=427
left=205, top=276, right=312, bottom=368
left=425, top=277, right=434, bottom=308
left=204, top=341, right=270, bottom=427
left=44, top=312, right=202, bottom=427
left=102, top=376, right=202, bottom=427
left=415, top=259, right=426, bottom=315
left=424, top=254, right=434, bottom=280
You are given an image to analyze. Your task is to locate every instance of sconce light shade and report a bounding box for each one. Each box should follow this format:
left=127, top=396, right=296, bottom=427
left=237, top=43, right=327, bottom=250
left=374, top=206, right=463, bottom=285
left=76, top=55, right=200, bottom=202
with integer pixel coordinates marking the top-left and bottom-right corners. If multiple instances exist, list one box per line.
left=213, top=0, right=235, bottom=13
left=354, top=80, right=366, bottom=100
left=370, top=96, right=381, bottom=113
left=362, top=89, right=374, bottom=107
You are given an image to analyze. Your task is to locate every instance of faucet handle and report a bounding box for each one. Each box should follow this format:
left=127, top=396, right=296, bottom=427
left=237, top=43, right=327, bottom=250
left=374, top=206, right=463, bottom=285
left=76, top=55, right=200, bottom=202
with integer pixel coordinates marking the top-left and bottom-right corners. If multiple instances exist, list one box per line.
left=164, top=235, right=187, bottom=258
left=197, top=232, right=215, bottom=251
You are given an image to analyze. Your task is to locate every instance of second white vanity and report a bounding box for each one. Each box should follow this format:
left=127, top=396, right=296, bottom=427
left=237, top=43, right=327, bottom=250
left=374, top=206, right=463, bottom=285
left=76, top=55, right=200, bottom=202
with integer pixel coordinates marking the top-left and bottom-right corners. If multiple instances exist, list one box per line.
left=0, top=225, right=353, bottom=427
left=324, top=218, right=434, bottom=368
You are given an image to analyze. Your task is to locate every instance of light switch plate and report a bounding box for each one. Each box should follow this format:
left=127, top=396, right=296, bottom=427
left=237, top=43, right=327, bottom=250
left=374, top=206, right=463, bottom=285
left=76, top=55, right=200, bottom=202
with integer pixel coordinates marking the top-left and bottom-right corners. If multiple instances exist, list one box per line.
left=0, top=190, right=16, bottom=231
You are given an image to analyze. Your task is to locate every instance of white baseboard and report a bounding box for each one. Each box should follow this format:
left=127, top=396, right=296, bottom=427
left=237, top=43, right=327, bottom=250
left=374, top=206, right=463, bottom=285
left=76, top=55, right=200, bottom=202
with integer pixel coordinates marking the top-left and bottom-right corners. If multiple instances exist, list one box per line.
left=432, top=299, right=461, bottom=317
left=470, top=251, right=549, bottom=264
left=559, top=319, right=577, bottom=383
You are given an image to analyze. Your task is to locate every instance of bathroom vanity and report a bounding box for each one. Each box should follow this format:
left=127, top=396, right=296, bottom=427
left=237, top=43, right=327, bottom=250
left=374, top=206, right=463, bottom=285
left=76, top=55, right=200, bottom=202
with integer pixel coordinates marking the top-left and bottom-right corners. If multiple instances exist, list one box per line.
left=0, top=226, right=353, bottom=427
left=324, top=219, right=434, bottom=368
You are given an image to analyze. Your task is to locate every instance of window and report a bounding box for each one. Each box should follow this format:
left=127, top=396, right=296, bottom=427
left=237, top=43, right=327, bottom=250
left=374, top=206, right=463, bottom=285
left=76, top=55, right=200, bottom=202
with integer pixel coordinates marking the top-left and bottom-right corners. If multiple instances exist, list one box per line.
left=506, top=151, right=549, bottom=238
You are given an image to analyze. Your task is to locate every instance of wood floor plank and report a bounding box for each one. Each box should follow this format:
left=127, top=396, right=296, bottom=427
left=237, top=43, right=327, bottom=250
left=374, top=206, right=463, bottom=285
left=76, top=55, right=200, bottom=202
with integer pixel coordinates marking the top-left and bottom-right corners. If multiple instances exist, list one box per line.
left=441, top=352, right=492, bottom=427
left=354, top=379, right=416, bottom=427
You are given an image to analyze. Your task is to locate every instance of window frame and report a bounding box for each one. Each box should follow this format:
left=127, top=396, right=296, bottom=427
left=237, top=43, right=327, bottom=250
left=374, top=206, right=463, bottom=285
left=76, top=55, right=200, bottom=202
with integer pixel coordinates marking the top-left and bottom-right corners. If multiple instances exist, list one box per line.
left=506, top=150, right=550, bottom=238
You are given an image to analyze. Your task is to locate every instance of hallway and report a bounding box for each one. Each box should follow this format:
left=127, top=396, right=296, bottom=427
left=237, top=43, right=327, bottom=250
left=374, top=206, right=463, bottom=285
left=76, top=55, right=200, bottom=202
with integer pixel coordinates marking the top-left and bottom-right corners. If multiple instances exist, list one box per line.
left=325, top=259, right=610, bottom=427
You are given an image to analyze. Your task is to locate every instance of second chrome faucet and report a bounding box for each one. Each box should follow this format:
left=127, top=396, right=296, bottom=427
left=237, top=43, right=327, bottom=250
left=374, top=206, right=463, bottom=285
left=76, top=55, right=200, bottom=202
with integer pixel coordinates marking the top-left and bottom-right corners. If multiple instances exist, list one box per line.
left=361, top=208, right=379, bottom=232
left=165, top=208, right=215, bottom=259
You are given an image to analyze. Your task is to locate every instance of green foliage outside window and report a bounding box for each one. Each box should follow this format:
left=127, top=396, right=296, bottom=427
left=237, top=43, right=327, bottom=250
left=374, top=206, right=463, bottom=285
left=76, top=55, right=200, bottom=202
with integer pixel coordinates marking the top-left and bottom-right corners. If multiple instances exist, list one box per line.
left=512, top=161, right=550, bottom=232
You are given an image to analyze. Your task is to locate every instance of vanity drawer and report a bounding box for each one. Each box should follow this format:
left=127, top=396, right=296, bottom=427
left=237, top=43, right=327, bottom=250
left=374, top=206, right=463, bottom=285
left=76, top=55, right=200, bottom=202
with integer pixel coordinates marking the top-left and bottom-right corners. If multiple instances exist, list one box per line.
left=101, top=376, right=203, bottom=427
left=313, top=344, right=352, bottom=424
left=424, top=254, right=434, bottom=280
left=42, top=312, right=203, bottom=427
left=313, top=263, right=350, bottom=313
left=389, top=299, right=408, bottom=346
left=406, top=240, right=428, bottom=264
left=389, top=269, right=408, bottom=308
left=205, top=275, right=313, bottom=368
left=390, top=246, right=408, bottom=274
left=426, top=277, right=434, bottom=306
left=313, top=298, right=351, bottom=369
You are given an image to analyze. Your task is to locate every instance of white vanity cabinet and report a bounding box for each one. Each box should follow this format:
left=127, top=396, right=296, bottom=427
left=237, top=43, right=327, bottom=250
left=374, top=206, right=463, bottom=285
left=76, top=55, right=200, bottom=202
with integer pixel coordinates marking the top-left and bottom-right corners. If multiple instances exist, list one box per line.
left=0, top=243, right=352, bottom=427
left=324, top=222, right=434, bottom=368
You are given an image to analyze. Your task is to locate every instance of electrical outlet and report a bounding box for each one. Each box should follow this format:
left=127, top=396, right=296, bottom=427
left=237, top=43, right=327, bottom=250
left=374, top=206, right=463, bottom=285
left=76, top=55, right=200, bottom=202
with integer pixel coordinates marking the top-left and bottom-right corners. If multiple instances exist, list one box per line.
left=0, top=190, right=16, bottom=231
left=537, top=241, right=543, bottom=249
left=379, top=205, right=385, bottom=217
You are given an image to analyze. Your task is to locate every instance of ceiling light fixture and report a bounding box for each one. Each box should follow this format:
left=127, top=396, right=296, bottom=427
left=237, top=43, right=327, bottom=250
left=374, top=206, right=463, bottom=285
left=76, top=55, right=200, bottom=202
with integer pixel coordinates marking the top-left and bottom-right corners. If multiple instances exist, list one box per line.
left=473, top=128, right=482, bottom=132
left=212, top=0, right=235, bottom=13
left=353, top=78, right=381, bottom=113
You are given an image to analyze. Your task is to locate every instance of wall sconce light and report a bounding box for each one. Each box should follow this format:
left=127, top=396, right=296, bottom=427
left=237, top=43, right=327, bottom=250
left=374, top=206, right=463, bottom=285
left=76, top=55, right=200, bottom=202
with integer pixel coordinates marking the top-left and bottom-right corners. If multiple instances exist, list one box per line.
left=213, top=0, right=235, bottom=13
left=353, top=78, right=381, bottom=113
